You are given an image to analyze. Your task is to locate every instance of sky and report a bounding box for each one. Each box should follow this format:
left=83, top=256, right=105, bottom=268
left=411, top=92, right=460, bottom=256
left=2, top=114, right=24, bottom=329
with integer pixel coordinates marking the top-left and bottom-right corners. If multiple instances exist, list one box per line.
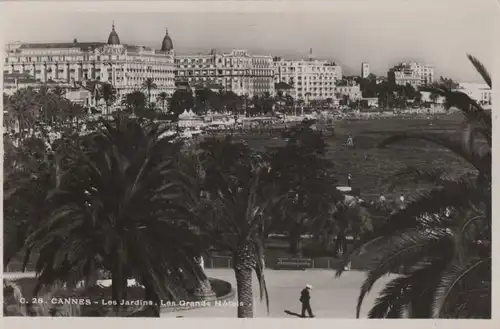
left=0, top=0, right=497, bottom=82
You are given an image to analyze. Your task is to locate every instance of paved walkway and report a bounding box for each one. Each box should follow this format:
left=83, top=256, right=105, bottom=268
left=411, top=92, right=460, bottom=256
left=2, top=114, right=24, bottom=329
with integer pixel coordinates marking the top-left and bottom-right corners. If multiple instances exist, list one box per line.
left=161, top=269, right=395, bottom=318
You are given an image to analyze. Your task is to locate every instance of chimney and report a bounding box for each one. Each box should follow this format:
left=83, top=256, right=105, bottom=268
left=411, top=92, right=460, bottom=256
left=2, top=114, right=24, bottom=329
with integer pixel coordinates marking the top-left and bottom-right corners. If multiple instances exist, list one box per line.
left=309, top=48, right=313, bottom=61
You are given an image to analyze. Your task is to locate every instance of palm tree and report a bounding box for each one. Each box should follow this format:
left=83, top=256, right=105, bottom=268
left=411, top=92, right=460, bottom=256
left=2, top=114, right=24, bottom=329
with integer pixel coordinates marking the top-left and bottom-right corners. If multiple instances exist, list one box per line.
left=156, top=92, right=169, bottom=112
left=196, top=137, right=277, bottom=317
left=5, top=88, right=41, bottom=140
left=100, top=83, right=117, bottom=115
left=36, top=85, right=59, bottom=124
left=142, top=78, right=157, bottom=110
left=121, top=91, right=147, bottom=116
left=4, top=135, right=54, bottom=266
left=62, top=101, right=87, bottom=130
left=207, top=170, right=272, bottom=318
left=338, top=55, right=491, bottom=319
left=23, top=117, right=205, bottom=315
left=3, top=92, right=16, bottom=131
left=169, top=89, right=195, bottom=119
left=268, top=121, right=342, bottom=254
left=51, top=86, right=66, bottom=98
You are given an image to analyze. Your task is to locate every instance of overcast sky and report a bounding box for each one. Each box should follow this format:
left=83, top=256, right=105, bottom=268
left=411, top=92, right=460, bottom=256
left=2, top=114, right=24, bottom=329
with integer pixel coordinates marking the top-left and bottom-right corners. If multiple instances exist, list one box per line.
left=1, top=0, right=497, bottom=82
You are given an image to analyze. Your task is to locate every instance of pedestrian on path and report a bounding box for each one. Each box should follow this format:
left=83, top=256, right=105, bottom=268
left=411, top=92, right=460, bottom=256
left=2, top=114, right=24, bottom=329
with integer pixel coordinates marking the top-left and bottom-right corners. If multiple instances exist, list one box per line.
left=300, top=284, right=315, bottom=318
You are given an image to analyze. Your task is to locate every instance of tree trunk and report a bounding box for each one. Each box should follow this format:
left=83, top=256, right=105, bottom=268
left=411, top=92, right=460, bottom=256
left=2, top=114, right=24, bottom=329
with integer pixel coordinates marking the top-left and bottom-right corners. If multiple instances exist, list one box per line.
left=142, top=284, right=160, bottom=317
left=111, top=265, right=126, bottom=314
left=234, top=265, right=253, bottom=318
left=234, top=243, right=256, bottom=318
left=55, top=154, right=62, bottom=188
left=288, top=223, right=302, bottom=255
left=288, top=235, right=301, bottom=255
left=193, top=278, right=215, bottom=301
left=193, top=258, right=216, bottom=301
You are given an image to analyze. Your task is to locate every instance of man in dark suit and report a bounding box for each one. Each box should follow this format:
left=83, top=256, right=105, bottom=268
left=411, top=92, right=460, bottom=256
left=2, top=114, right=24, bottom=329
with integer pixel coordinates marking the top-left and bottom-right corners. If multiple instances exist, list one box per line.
left=300, top=284, right=314, bottom=318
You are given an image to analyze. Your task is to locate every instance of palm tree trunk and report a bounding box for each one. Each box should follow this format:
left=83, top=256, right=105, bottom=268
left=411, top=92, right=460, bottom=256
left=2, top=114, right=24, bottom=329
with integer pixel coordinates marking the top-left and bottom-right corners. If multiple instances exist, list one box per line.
left=111, top=264, right=126, bottom=314
left=288, top=234, right=301, bottom=255
left=55, top=154, right=62, bottom=188
left=289, top=219, right=303, bottom=255
left=193, top=258, right=216, bottom=301
left=234, top=244, right=256, bottom=318
left=142, top=284, right=160, bottom=317
left=111, top=270, right=121, bottom=313
left=234, top=265, right=253, bottom=318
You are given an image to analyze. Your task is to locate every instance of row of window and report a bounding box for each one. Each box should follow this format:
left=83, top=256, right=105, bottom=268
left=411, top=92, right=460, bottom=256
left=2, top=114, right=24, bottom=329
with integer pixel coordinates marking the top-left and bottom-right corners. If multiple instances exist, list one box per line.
left=176, top=64, right=273, bottom=70
left=8, top=62, right=175, bottom=71
left=296, top=93, right=337, bottom=98
left=295, top=82, right=337, bottom=86
left=7, top=55, right=174, bottom=65
left=176, top=57, right=266, bottom=65
left=280, top=67, right=339, bottom=73
left=297, top=87, right=341, bottom=91
left=280, top=75, right=338, bottom=80
left=177, top=70, right=272, bottom=77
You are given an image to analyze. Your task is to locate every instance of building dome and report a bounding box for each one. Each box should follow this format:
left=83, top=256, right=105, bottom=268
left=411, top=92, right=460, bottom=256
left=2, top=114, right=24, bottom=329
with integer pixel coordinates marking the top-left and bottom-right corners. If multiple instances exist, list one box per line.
left=107, top=22, right=121, bottom=45
left=161, top=28, right=174, bottom=51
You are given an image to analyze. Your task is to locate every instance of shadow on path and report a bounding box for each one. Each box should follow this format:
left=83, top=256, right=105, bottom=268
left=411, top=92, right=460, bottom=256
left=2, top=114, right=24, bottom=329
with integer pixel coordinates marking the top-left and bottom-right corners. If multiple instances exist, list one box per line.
left=284, top=310, right=303, bottom=318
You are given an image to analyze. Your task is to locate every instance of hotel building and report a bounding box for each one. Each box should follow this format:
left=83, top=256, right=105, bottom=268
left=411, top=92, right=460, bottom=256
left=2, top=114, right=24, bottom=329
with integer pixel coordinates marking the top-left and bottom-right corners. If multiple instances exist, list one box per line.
left=361, top=62, right=370, bottom=78
left=387, top=62, right=434, bottom=88
left=3, top=24, right=176, bottom=109
left=273, top=52, right=342, bottom=101
left=175, top=49, right=275, bottom=97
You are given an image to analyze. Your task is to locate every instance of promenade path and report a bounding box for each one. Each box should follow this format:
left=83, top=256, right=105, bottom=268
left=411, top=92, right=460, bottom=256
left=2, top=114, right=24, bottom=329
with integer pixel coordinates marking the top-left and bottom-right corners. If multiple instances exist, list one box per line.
left=161, top=269, right=395, bottom=318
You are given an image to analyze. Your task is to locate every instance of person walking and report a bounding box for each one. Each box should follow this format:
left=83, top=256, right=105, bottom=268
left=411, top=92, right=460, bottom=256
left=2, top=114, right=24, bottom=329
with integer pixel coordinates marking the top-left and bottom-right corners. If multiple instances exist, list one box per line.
left=347, top=173, right=352, bottom=187
left=300, top=284, right=315, bottom=318
left=346, top=133, right=354, bottom=148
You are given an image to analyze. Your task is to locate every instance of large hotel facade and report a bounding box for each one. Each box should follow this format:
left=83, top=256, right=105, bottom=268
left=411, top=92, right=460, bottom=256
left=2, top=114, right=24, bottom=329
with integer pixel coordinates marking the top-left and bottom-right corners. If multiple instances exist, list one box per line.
left=273, top=51, right=343, bottom=101
left=175, top=49, right=275, bottom=97
left=4, top=24, right=177, bottom=105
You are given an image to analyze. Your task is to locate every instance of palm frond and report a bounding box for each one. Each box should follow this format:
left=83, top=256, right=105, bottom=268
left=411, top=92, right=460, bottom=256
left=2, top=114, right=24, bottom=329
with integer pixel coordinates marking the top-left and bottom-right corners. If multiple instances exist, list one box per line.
left=379, top=132, right=490, bottom=176
left=379, top=178, right=487, bottom=235
left=367, top=276, right=409, bottom=318
left=253, top=238, right=270, bottom=314
left=467, top=55, right=491, bottom=88
left=435, top=257, right=491, bottom=318
left=355, top=229, right=453, bottom=318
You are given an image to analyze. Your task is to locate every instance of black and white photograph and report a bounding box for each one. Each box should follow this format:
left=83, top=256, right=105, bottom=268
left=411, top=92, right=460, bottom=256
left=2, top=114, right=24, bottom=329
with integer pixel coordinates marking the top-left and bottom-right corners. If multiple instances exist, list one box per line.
left=1, top=0, right=496, bottom=321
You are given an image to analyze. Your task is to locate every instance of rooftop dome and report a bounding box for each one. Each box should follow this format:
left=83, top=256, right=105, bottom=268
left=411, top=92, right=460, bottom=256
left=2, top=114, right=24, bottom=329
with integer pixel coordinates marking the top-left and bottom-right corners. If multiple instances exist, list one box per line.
left=107, top=22, right=121, bottom=45
left=161, top=28, right=174, bottom=51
